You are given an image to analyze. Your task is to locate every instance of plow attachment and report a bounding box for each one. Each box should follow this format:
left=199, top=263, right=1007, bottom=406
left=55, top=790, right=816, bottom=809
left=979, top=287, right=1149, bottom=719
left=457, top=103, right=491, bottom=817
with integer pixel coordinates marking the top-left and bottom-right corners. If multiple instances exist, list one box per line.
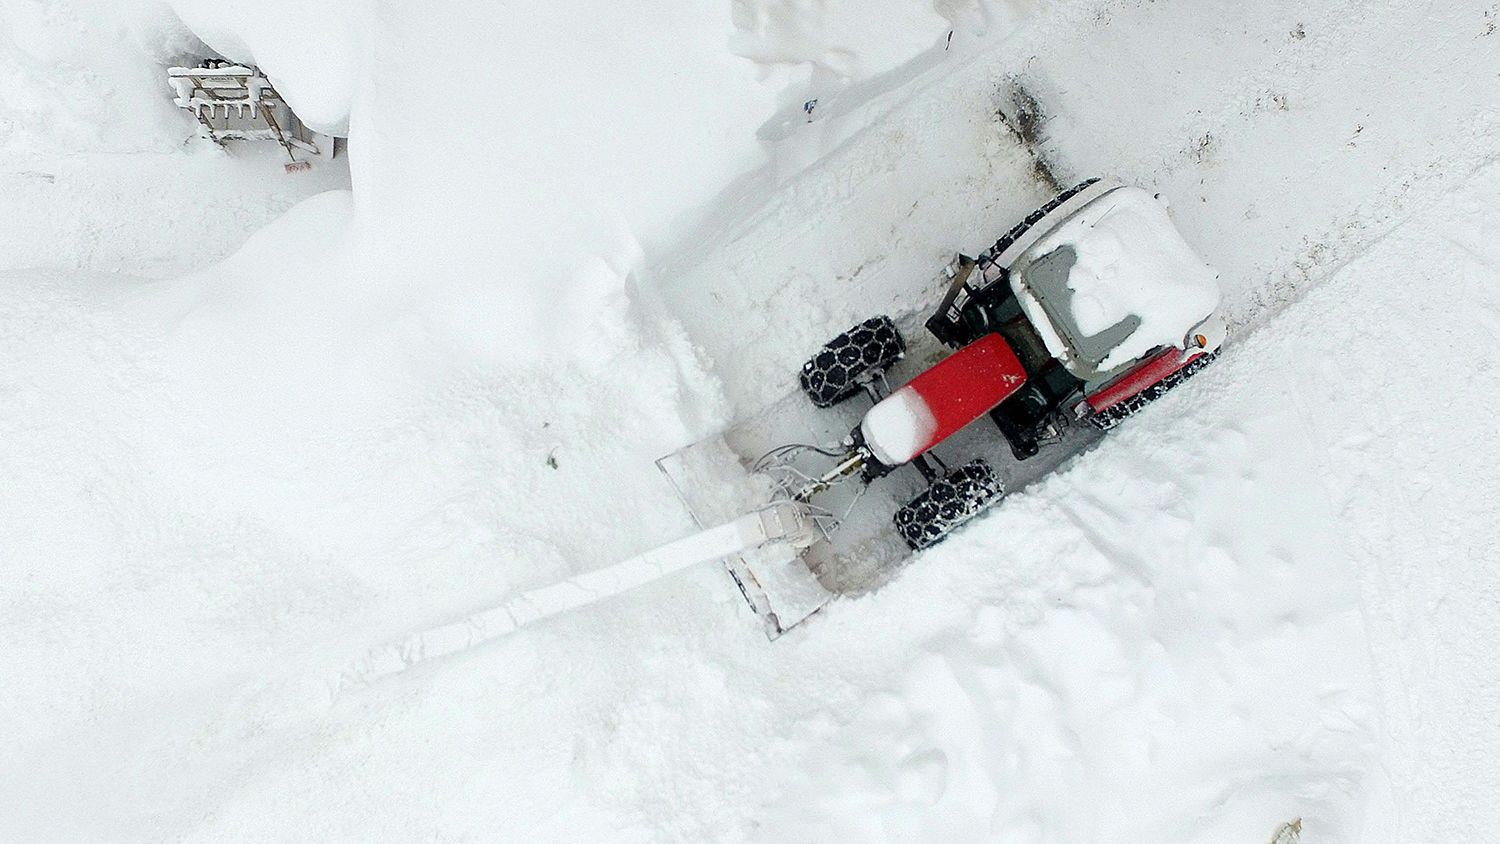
left=657, top=389, right=930, bottom=637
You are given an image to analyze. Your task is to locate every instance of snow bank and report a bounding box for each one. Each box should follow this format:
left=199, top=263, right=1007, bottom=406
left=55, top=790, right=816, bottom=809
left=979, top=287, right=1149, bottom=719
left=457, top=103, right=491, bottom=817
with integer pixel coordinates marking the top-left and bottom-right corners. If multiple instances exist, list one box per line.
left=103, top=0, right=788, bottom=358
left=0, top=0, right=197, bottom=155
left=730, top=0, right=952, bottom=82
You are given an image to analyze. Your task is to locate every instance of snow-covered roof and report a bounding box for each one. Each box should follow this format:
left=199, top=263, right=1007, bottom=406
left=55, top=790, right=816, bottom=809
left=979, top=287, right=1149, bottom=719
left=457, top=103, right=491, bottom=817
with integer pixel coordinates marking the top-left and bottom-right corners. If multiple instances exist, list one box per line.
left=1011, top=186, right=1221, bottom=379
left=167, top=65, right=258, bottom=78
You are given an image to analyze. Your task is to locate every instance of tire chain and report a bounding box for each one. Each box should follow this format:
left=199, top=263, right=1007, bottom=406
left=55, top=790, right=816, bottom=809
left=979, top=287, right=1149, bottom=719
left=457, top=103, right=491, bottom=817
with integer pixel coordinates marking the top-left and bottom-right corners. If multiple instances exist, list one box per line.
left=799, top=316, right=905, bottom=408
left=1090, top=349, right=1221, bottom=430
left=894, top=460, right=1005, bottom=550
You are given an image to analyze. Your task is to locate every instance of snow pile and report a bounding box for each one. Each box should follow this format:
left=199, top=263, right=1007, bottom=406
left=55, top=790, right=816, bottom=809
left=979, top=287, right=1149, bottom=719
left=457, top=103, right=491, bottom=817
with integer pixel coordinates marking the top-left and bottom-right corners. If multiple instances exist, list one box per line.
left=0, top=0, right=192, bottom=155
left=1024, top=186, right=1220, bottom=370
left=730, top=0, right=952, bottom=82
left=314, top=1, right=781, bottom=359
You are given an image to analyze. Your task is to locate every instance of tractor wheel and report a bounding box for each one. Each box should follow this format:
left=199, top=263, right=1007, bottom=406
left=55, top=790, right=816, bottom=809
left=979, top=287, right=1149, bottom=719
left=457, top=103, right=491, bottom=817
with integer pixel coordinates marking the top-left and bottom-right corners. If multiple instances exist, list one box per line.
left=894, top=459, right=1004, bottom=551
left=799, top=316, right=905, bottom=408
left=1090, top=349, right=1220, bottom=430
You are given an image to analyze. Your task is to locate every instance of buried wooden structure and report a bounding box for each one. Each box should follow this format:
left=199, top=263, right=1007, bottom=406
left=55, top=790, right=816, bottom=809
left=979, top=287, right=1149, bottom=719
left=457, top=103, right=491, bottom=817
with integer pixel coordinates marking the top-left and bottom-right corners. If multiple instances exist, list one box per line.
left=167, top=61, right=334, bottom=172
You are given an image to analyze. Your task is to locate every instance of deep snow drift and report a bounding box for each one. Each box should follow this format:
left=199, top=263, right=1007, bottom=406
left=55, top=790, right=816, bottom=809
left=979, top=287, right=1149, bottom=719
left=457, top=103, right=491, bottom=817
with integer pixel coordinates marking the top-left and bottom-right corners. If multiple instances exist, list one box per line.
left=3, top=0, right=1500, bottom=841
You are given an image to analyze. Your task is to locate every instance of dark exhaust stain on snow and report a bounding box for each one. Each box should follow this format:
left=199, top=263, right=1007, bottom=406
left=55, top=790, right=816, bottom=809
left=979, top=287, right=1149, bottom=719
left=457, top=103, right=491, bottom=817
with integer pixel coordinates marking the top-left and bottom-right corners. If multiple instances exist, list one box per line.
left=994, top=80, right=1063, bottom=194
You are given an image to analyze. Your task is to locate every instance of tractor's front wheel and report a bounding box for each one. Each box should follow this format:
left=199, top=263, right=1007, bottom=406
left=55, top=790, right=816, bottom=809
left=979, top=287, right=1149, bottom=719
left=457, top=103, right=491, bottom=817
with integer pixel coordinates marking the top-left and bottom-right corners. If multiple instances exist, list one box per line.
left=799, top=316, right=905, bottom=408
left=894, top=459, right=1004, bottom=551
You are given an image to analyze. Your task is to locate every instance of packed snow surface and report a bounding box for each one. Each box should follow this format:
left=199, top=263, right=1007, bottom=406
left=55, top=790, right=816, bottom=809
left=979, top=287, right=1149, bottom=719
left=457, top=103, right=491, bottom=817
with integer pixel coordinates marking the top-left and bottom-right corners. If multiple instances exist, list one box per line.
left=1024, top=186, right=1221, bottom=370
left=730, top=0, right=951, bottom=81
left=4, top=0, right=1500, bottom=841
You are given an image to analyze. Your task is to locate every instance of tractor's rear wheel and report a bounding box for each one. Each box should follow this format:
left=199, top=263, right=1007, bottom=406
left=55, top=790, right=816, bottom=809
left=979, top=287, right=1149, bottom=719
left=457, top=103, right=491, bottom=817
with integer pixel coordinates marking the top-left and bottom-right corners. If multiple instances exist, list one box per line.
left=894, top=459, right=1004, bottom=551
left=799, top=316, right=905, bottom=408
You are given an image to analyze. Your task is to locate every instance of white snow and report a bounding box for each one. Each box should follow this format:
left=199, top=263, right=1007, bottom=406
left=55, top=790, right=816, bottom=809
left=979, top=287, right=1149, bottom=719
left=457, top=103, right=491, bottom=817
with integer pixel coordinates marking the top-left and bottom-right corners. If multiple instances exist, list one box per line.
left=862, top=385, right=939, bottom=465
left=730, top=0, right=952, bottom=82
left=1022, top=185, right=1221, bottom=370
left=4, top=0, right=1500, bottom=841
left=347, top=502, right=811, bottom=685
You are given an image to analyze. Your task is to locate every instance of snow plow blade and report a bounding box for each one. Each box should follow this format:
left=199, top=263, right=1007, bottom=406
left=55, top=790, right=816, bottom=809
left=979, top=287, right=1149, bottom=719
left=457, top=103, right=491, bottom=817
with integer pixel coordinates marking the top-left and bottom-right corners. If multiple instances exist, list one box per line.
left=658, top=433, right=835, bottom=637
left=657, top=389, right=924, bottom=638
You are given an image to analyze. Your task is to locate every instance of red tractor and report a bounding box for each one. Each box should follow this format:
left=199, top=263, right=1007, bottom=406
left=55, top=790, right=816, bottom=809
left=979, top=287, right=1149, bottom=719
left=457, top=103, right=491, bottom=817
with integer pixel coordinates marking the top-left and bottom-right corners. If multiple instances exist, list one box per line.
left=790, top=178, right=1226, bottom=550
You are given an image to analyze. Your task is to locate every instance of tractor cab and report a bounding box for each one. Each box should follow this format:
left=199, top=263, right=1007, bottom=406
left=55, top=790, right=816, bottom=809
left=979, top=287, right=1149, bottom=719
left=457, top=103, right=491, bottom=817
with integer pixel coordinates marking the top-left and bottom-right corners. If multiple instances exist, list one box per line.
left=1005, top=185, right=1224, bottom=383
